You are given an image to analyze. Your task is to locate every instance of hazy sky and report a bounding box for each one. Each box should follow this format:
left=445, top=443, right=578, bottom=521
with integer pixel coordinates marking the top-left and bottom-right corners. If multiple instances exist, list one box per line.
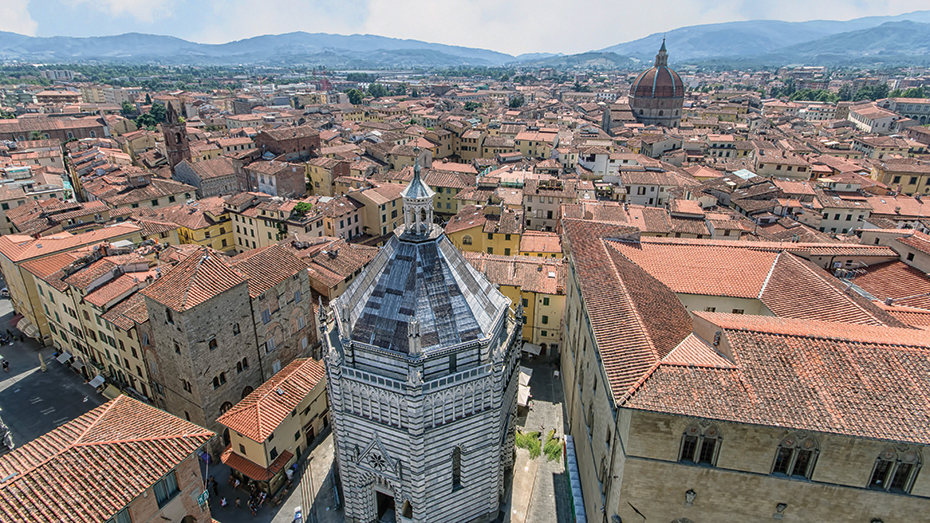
left=0, top=0, right=922, bottom=55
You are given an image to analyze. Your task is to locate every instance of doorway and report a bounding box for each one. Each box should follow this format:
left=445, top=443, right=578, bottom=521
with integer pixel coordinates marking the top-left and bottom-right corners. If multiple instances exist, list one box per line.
left=376, top=490, right=396, bottom=523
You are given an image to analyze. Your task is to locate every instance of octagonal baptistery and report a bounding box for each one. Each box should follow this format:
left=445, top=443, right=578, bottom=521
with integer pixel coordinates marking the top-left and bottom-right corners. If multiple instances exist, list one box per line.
left=629, top=39, right=684, bottom=127
left=322, top=156, right=522, bottom=523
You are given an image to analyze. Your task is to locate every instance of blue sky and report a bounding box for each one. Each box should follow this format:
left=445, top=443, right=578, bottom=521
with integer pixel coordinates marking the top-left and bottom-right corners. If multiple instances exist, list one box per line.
left=0, top=0, right=921, bottom=55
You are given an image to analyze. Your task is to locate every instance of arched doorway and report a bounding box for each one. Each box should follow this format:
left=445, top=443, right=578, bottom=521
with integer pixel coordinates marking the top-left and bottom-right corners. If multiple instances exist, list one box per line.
left=223, top=428, right=230, bottom=447
left=242, top=386, right=253, bottom=399
left=181, top=517, right=196, bottom=523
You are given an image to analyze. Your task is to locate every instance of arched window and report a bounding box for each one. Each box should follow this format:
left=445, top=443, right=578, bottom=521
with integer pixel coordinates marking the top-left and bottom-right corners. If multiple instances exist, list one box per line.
left=165, top=308, right=173, bottom=324
left=402, top=500, right=412, bottom=518
left=659, top=110, right=664, bottom=116
left=242, top=386, right=254, bottom=399
left=451, top=446, right=462, bottom=489
left=212, top=377, right=220, bottom=389
left=175, top=132, right=182, bottom=145
left=462, top=235, right=473, bottom=245
left=678, top=424, right=721, bottom=466
left=208, top=339, right=218, bottom=351
left=639, top=109, right=644, bottom=115
left=236, top=361, right=243, bottom=373
left=869, top=447, right=921, bottom=494
left=220, top=401, right=233, bottom=415
left=771, top=434, right=819, bottom=479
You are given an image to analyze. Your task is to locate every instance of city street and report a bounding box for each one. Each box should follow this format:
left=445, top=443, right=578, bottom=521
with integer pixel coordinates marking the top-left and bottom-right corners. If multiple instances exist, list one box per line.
left=205, top=429, right=344, bottom=523
left=0, top=293, right=106, bottom=450
left=517, top=357, right=573, bottom=523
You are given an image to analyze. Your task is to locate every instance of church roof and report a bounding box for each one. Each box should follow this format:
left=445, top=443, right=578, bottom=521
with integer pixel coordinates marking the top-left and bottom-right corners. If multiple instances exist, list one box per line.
left=337, top=233, right=510, bottom=354
left=400, top=159, right=435, bottom=200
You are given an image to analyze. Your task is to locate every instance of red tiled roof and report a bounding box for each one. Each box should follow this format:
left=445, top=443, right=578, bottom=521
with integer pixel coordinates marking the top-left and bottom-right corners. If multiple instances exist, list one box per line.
left=0, top=223, right=141, bottom=263
left=231, top=244, right=308, bottom=299
left=142, top=247, right=246, bottom=311
left=623, top=313, right=930, bottom=445
left=217, top=358, right=325, bottom=442
left=853, top=260, right=930, bottom=310
left=562, top=219, right=693, bottom=402
left=0, top=396, right=213, bottom=523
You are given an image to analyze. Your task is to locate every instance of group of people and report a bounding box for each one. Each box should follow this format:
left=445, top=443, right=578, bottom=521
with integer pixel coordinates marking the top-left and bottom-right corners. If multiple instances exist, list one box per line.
left=214, top=474, right=268, bottom=516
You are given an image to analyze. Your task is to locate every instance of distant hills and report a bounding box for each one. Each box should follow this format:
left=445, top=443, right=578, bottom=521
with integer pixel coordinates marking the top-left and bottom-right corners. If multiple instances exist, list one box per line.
left=598, top=10, right=930, bottom=63
left=1, top=11, right=930, bottom=69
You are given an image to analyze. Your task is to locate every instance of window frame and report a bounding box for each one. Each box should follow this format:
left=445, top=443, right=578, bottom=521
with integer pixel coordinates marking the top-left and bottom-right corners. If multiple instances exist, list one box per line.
left=770, top=434, right=819, bottom=480
left=678, top=424, right=721, bottom=467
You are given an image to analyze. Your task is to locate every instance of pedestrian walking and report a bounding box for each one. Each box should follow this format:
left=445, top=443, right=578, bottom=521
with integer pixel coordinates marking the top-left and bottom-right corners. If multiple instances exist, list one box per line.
left=236, top=498, right=241, bottom=509
left=220, top=497, right=227, bottom=508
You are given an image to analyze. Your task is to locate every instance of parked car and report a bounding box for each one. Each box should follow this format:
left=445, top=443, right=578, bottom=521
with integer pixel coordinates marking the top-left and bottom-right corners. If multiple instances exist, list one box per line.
left=0, top=288, right=8, bottom=298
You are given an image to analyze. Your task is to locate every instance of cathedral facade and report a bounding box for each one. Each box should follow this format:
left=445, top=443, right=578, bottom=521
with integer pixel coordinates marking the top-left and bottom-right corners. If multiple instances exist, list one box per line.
left=323, top=155, right=521, bottom=523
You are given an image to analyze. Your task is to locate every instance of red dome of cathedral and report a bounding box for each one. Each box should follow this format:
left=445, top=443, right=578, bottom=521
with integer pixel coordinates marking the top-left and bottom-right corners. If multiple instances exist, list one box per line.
left=629, top=39, right=684, bottom=99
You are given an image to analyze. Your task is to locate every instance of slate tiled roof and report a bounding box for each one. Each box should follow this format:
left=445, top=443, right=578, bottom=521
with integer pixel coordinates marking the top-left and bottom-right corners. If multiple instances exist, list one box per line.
left=0, top=396, right=213, bottom=523
left=142, top=247, right=246, bottom=311
left=623, top=313, right=930, bottom=445
left=338, top=232, right=510, bottom=354
left=217, top=358, right=325, bottom=442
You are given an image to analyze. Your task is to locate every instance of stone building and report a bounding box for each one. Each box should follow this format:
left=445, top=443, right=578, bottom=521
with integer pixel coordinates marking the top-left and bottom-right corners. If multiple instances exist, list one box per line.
left=559, top=218, right=930, bottom=523
left=141, top=244, right=313, bottom=453
left=323, top=155, right=522, bottom=523
left=629, top=40, right=685, bottom=128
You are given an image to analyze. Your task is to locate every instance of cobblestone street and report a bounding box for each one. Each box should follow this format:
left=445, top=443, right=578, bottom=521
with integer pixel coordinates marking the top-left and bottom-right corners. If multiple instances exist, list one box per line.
left=516, top=358, right=573, bottom=523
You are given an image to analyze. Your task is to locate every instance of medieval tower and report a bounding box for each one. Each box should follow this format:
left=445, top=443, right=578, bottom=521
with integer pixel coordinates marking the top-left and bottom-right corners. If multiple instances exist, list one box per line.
left=322, top=152, right=521, bottom=523
left=162, top=100, right=191, bottom=172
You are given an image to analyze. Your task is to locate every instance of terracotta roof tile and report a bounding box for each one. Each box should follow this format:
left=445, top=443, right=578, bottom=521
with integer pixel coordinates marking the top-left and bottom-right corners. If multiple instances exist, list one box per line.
left=217, top=358, right=325, bottom=442
left=0, top=396, right=213, bottom=523
left=623, top=313, right=930, bottom=445
left=142, top=247, right=246, bottom=311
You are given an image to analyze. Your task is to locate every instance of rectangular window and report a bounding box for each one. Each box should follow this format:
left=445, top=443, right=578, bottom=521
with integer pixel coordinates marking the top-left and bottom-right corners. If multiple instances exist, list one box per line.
left=153, top=471, right=179, bottom=508
left=542, top=315, right=549, bottom=324
left=262, top=309, right=271, bottom=324
left=108, top=508, right=132, bottom=523
left=295, top=290, right=302, bottom=303
left=266, top=337, right=276, bottom=353
left=542, top=297, right=549, bottom=306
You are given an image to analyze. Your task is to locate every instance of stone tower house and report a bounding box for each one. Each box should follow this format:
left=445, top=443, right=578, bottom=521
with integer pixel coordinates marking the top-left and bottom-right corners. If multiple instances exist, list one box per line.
left=162, top=100, right=192, bottom=172
left=323, top=153, right=522, bottom=523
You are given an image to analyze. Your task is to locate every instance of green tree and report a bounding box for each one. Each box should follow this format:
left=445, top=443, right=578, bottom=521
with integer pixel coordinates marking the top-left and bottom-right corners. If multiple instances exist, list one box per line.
left=144, top=93, right=152, bottom=104
left=393, top=83, right=407, bottom=96
left=0, top=110, right=14, bottom=119
left=29, top=131, right=44, bottom=140
left=509, top=96, right=524, bottom=108
left=346, top=88, right=364, bottom=105
left=293, top=201, right=314, bottom=216
left=368, top=84, right=388, bottom=99
left=464, top=101, right=480, bottom=112
left=149, top=102, right=167, bottom=123
left=409, top=87, right=419, bottom=98
left=838, top=84, right=854, bottom=101
left=135, top=113, right=158, bottom=129
left=120, top=101, right=136, bottom=116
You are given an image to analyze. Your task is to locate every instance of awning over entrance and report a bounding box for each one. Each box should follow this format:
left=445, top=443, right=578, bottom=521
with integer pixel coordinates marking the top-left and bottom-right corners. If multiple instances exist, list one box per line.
left=56, top=352, right=72, bottom=364
left=101, top=384, right=122, bottom=400
left=221, top=445, right=293, bottom=482
left=15, top=317, right=39, bottom=339
left=522, top=342, right=541, bottom=356
left=88, top=375, right=105, bottom=388
left=72, top=360, right=85, bottom=371
left=518, top=366, right=533, bottom=407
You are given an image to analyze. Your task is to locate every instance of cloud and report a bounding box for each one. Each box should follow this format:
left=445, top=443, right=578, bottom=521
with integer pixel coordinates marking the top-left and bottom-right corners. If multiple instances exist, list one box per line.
left=0, top=0, right=38, bottom=36
left=66, top=0, right=176, bottom=24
